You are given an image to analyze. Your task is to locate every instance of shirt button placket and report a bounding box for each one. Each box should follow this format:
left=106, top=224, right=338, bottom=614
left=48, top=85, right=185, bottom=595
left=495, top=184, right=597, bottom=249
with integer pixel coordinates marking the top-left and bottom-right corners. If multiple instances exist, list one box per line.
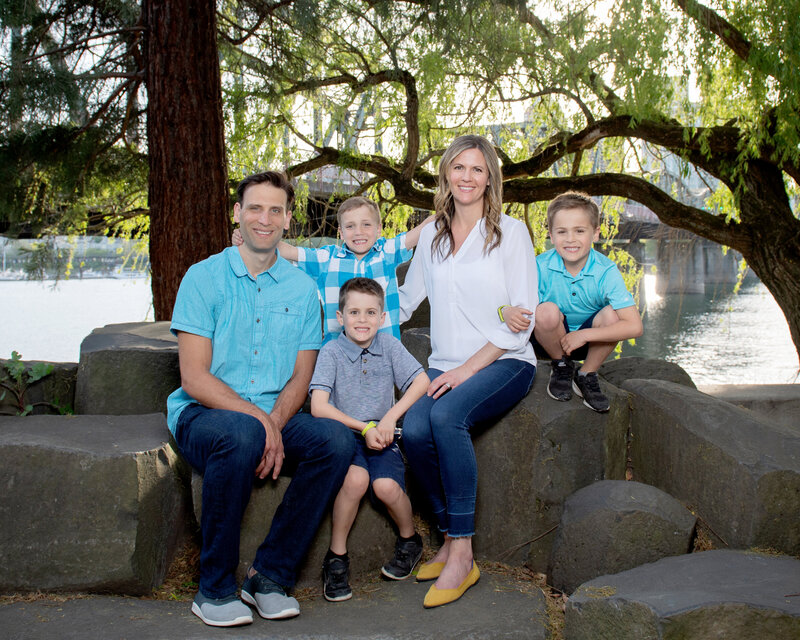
left=252, top=277, right=265, bottom=388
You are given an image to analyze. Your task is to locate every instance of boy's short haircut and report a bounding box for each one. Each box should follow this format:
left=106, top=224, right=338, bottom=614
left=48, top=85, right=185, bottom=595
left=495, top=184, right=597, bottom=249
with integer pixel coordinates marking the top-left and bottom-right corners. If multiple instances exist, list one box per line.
left=336, top=196, right=381, bottom=226
left=236, top=171, right=295, bottom=210
left=338, top=277, right=385, bottom=312
left=547, top=191, right=600, bottom=229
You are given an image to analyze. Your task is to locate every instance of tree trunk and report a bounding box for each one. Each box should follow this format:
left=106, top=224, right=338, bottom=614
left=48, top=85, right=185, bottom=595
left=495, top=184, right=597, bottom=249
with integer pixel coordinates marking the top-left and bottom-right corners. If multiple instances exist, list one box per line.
left=744, top=241, right=800, bottom=372
left=735, top=221, right=800, bottom=371
left=144, top=0, right=229, bottom=321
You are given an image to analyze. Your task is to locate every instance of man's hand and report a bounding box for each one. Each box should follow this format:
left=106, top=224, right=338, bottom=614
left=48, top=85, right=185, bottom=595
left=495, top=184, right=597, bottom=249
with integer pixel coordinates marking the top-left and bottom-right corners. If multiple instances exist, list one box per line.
left=503, top=306, right=532, bottom=333
left=255, top=412, right=284, bottom=480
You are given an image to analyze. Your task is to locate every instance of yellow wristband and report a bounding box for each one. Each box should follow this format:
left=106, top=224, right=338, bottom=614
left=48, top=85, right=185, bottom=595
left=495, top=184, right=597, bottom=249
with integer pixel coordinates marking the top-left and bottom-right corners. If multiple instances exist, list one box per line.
left=497, top=305, right=508, bottom=322
left=361, top=421, right=377, bottom=437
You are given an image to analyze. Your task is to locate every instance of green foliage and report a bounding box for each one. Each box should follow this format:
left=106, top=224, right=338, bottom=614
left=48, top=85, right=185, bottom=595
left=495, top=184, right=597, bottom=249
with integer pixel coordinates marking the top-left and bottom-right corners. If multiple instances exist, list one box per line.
left=0, top=351, right=58, bottom=416
left=4, top=1, right=800, bottom=354
left=0, top=0, right=146, bottom=240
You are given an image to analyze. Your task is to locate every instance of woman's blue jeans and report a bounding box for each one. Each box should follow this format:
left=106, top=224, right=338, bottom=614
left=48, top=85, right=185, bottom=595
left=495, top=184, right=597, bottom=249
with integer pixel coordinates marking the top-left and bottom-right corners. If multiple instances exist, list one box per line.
left=402, top=358, right=535, bottom=537
left=175, top=405, right=353, bottom=598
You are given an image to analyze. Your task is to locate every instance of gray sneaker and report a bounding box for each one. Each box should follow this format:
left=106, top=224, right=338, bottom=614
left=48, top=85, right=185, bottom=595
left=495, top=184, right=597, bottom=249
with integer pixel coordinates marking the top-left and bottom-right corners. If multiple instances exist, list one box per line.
left=241, top=570, right=300, bottom=619
left=191, top=592, right=253, bottom=627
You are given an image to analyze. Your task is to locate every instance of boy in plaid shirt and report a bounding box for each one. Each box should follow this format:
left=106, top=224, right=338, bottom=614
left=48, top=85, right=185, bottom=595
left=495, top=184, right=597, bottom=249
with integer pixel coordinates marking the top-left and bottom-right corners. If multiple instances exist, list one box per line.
left=234, top=196, right=432, bottom=343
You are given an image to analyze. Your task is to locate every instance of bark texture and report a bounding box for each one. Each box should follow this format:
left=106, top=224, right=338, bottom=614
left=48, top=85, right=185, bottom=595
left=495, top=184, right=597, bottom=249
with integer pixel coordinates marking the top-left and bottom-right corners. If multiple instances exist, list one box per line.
left=144, top=0, right=229, bottom=320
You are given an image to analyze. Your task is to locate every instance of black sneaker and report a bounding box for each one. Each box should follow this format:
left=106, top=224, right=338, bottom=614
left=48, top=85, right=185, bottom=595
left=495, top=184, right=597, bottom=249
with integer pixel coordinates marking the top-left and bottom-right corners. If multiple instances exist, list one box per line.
left=241, top=570, right=299, bottom=619
left=322, top=555, right=352, bottom=602
left=381, top=534, right=423, bottom=580
left=547, top=357, right=574, bottom=401
left=572, top=370, right=610, bottom=413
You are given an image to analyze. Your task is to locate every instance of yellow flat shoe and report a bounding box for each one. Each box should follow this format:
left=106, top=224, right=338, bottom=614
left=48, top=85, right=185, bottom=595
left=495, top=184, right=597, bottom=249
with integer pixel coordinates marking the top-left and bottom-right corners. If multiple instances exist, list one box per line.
left=415, top=561, right=445, bottom=582
left=423, top=563, right=480, bottom=608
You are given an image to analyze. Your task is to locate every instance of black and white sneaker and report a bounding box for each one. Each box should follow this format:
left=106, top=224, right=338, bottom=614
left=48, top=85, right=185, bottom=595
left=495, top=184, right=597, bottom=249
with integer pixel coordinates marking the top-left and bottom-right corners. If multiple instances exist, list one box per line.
left=322, top=555, right=352, bottom=602
left=572, top=370, right=610, bottom=413
left=381, top=534, right=423, bottom=580
left=548, top=357, right=575, bottom=401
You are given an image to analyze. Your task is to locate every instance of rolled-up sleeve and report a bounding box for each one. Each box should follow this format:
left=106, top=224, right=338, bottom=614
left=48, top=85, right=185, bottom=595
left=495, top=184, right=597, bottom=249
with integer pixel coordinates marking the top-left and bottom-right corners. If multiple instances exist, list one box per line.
left=478, top=221, right=538, bottom=350
left=398, top=227, right=432, bottom=323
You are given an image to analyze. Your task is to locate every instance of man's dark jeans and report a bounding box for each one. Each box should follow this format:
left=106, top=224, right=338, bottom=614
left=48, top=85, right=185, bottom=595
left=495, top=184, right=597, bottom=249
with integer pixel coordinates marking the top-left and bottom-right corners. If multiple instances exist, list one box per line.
left=175, top=404, right=353, bottom=598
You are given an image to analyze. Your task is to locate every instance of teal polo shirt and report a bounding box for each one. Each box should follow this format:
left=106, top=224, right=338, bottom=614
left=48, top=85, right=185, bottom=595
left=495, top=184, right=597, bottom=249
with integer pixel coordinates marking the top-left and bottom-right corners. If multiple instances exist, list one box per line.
left=536, top=248, right=635, bottom=332
left=166, top=247, right=322, bottom=435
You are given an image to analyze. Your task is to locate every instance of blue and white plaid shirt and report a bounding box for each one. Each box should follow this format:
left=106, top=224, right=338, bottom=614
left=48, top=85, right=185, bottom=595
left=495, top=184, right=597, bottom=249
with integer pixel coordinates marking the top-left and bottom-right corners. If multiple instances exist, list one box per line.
left=295, top=234, right=413, bottom=344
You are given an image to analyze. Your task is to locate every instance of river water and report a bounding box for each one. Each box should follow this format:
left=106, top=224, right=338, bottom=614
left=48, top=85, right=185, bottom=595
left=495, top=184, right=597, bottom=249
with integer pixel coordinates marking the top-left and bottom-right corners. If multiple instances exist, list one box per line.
left=0, top=275, right=797, bottom=384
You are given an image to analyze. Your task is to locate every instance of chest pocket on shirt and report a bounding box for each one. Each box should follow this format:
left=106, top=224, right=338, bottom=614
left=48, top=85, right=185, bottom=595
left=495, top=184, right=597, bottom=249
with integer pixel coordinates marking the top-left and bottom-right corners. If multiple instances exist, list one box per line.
left=266, top=303, right=303, bottom=346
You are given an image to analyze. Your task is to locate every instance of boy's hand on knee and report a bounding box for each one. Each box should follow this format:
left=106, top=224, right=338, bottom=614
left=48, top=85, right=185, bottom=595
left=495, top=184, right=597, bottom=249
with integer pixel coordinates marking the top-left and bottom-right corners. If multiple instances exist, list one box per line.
left=503, top=306, right=532, bottom=333
left=561, top=330, right=588, bottom=356
left=364, top=427, right=385, bottom=451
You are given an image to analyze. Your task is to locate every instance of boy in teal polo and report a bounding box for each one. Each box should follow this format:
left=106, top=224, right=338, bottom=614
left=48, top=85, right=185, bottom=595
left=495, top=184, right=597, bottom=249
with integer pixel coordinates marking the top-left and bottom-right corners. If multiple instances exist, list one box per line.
left=501, top=191, right=643, bottom=412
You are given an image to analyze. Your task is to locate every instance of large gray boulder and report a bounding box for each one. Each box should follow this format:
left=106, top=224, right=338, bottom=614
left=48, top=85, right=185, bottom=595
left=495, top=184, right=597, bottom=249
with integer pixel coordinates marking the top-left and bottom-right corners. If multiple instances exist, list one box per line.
left=75, top=322, right=179, bottom=415
left=0, top=360, right=77, bottom=415
left=566, top=550, right=800, bottom=639
left=549, top=480, right=696, bottom=593
left=0, top=414, right=190, bottom=595
left=474, top=372, right=629, bottom=570
left=625, top=379, right=800, bottom=555
left=399, top=327, right=630, bottom=570
left=699, top=383, right=800, bottom=433
left=191, top=471, right=396, bottom=587
left=599, top=357, right=696, bottom=389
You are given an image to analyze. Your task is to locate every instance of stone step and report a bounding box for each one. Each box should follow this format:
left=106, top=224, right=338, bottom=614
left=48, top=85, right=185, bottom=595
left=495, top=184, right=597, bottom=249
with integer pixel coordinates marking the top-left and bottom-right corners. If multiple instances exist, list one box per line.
left=76, top=322, right=178, bottom=415
left=566, top=549, right=800, bottom=639
left=698, top=383, right=800, bottom=432
left=0, top=571, right=549, bottom=640
left=0, top=414, right=190, bottom=595
left=549, top=480, right=696, bottom=593
left=623, top=379, right=800, bottom=556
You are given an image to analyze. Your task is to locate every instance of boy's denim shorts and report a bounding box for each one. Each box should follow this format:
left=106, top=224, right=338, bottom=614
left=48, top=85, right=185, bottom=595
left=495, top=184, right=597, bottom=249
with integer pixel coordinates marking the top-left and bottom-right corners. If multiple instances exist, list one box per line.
left=531, top=310, right=599, bottom=362
left=351, top=431, right=407, bottom=490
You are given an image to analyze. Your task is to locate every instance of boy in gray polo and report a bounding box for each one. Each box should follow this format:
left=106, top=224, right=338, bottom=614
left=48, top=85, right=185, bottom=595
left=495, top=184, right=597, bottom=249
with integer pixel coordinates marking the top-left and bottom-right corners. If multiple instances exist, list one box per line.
left=309, top=277, right=429, bottom=602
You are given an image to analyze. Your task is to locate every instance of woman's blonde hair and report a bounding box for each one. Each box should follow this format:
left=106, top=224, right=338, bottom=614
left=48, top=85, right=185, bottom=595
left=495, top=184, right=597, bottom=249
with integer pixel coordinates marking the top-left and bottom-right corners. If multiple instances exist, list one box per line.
left=431, top=134, right=503, bottom=259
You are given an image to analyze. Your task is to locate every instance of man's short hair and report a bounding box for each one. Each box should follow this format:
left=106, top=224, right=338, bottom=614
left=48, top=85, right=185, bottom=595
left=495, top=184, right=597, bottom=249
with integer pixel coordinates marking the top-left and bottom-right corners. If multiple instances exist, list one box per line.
left=547, top=191, right=600, bottom=229
left=338, top=277, right=385, bottom=312
left=236, top=171, right=295, bottom=211
left=336, top=196, right=381, bottom=226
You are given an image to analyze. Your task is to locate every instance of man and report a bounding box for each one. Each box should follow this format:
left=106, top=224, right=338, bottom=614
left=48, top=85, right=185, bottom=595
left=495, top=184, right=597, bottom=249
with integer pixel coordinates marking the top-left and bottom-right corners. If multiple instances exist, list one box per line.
left=166, top=171, right=353, bottom=627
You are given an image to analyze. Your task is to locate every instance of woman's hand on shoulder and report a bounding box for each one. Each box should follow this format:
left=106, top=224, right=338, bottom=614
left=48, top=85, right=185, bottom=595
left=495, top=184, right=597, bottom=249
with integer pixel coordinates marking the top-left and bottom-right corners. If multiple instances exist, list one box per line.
left=428, top=366, right=472, bottom=399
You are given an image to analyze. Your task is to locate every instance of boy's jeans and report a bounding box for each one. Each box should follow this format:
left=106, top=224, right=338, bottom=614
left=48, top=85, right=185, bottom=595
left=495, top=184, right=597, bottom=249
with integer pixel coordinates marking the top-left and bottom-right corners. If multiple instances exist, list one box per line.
left=175, top=404, right=353, bottom=598
left=402, top=359, right=535, bottom=537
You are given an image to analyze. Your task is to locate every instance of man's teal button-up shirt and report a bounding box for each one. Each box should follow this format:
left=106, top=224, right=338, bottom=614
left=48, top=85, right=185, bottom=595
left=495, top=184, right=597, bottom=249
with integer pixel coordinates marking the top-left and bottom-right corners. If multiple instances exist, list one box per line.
left=166, top=247, right=322, bottom=435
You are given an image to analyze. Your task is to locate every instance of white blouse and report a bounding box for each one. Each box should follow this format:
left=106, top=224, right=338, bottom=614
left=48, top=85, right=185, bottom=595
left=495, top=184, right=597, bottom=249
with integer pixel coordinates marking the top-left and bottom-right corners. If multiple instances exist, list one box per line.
left=399, top=214, right=538, bottom=370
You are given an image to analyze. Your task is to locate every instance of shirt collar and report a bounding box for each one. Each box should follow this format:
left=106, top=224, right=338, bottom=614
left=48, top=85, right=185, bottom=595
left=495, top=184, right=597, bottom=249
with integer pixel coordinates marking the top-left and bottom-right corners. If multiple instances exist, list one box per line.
left=549, top=247, right=596, bottom=279
left=226, top=246, right=285, bottom=282
left=337, top=331, right=383, bottom=362
left=333, top=236, right=386, bottom=259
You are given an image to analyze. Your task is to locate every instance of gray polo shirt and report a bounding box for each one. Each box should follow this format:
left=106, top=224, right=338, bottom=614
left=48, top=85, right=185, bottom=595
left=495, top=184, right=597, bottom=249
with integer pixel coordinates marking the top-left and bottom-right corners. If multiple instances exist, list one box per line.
left=309, top=332, right=424, bottom=421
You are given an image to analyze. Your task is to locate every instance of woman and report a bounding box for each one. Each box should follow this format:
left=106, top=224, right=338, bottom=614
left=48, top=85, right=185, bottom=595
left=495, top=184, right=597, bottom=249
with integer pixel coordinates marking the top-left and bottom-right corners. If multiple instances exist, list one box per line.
left=399, top=134, right=538, bottom=608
